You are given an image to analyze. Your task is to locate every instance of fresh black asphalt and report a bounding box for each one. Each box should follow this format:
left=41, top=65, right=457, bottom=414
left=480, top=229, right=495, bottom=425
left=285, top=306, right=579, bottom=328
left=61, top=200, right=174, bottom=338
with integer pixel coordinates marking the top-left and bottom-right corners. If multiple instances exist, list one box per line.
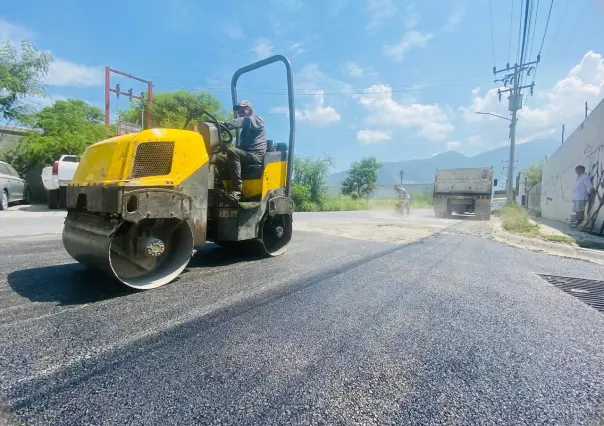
left=1, top=230, right=604, bottom=425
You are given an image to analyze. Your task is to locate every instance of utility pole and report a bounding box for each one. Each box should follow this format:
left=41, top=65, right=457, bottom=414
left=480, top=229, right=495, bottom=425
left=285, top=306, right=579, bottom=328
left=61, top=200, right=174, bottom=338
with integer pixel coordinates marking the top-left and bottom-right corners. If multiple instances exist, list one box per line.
left=492, top=58, right=539, bottom=202
left=491, top=0, right=539, bottom=203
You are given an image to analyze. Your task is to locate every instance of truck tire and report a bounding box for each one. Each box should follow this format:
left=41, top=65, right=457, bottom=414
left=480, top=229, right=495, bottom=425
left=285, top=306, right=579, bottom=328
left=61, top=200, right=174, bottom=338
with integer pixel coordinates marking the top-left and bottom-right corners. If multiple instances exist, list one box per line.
left=58, top=186, right=67, bottom=209
left=0, top=190, right=8, bottom=211
left=47, top=189, right=60, bottom=210
left=22, top=188, right=31, bottom=205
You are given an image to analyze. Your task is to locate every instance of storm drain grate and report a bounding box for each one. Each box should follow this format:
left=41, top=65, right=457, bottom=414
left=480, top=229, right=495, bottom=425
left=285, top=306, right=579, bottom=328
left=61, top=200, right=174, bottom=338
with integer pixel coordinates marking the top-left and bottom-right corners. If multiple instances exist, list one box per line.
left=538, top=274, right=604, bottom=313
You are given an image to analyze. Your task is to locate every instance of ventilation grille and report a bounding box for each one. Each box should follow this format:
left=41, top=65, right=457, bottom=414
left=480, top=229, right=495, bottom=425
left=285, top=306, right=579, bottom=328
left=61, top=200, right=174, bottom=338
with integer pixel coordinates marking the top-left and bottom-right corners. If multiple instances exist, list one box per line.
left=538, top=274, right=604, bottom=313
left=132, top=142, right=174, bottom=178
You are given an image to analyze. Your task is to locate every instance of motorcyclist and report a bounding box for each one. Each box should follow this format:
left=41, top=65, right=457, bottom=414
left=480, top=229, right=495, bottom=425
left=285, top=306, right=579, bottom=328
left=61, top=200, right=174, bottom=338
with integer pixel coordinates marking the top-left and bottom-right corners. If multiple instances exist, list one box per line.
left=398, top=188, right=411, bottom=214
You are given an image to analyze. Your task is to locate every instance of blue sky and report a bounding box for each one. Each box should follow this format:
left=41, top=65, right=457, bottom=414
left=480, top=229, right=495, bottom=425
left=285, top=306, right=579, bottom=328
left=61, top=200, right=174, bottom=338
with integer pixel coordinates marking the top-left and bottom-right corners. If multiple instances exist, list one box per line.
left=2, top=0, right=604, bottom=171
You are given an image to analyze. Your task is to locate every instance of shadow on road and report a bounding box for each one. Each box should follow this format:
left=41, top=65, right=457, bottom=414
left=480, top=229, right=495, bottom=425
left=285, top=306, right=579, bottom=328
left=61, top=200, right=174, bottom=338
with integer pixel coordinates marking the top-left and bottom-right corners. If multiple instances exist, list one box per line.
left=7, top=264, right=134, bottom=306
left=7, top=243, right=267, bottom=304
left=186, top=242, right=267, bottom=269
left=7, top=204, right=53, bottom=213
left=438, top=213, right=489, bottom=221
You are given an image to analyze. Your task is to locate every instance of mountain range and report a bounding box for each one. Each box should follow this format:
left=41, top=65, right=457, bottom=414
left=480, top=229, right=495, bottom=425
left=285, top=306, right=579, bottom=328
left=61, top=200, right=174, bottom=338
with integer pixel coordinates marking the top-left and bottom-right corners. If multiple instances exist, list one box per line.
left=327, top=138, right=561, bottom=186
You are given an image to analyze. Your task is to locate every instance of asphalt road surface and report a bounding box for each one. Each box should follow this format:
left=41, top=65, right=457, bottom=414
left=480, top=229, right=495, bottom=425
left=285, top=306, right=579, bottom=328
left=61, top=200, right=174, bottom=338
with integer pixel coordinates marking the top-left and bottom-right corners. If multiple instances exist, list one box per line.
left=2, top=213, right=604, bottom=425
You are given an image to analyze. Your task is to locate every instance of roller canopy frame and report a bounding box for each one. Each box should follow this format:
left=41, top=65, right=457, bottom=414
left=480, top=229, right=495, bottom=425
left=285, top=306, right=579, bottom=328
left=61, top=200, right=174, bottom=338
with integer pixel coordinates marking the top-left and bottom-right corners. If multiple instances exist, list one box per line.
left=231, top=55, right=295, bottom=197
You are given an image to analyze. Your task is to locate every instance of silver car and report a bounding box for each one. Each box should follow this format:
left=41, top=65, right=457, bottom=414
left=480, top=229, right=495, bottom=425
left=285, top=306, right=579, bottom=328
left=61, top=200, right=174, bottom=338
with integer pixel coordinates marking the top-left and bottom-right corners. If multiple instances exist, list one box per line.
left=0, top=161, right=29, bottom=210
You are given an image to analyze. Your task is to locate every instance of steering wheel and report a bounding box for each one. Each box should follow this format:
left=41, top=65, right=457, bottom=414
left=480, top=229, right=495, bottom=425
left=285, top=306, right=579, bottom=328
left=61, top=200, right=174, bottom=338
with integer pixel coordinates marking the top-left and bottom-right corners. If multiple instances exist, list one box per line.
left=195, top=109, right=232, bottom=152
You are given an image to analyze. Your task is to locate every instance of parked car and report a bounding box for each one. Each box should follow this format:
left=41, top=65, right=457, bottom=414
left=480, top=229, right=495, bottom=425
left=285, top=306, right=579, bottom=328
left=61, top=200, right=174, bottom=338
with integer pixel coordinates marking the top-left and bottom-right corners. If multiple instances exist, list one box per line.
left=0, top=161, right=30, bottom=210
left=41, top=155, right=79, bottom=209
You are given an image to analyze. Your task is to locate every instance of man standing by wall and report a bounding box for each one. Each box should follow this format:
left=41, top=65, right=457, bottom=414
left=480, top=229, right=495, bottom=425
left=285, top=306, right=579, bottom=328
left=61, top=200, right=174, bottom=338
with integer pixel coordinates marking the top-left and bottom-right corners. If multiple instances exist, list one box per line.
left=571, top=165, right=594, bottom=228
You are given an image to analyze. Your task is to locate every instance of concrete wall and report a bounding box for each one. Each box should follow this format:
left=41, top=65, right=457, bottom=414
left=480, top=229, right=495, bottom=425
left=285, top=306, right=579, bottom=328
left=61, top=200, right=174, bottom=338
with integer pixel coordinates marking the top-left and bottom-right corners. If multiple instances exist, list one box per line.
left=541, top=97, right=604, bottom=234
left=0, top=126, right=29, bottom=151
left=527, top=183, right=542, bottom=217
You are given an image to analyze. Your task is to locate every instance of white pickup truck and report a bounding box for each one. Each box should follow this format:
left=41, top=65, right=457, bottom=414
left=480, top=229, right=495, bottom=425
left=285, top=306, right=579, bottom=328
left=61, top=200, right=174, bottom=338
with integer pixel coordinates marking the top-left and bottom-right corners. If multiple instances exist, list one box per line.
left=41, top=155, right=79, bottom=209
left=433, top=167, right=497, bottom=220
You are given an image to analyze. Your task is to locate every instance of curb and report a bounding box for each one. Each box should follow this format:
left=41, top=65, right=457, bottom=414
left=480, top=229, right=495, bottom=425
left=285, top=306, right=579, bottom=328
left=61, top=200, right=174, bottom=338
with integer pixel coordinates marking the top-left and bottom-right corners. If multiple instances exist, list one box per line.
left=492, top=228, right=604, bottom=265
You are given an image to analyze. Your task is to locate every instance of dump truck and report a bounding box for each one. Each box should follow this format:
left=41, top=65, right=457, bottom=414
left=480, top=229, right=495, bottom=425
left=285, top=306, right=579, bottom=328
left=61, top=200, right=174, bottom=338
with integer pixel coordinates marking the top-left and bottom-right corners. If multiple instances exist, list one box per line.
left=61, top=55, right=296, bottom=290
left=433, top=167, right=497, bottom=220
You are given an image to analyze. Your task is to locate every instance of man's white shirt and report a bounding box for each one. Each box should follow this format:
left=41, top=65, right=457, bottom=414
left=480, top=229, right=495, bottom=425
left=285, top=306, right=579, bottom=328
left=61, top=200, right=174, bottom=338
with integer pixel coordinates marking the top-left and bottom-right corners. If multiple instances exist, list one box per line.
left=572, top=173, right=593, bottom=201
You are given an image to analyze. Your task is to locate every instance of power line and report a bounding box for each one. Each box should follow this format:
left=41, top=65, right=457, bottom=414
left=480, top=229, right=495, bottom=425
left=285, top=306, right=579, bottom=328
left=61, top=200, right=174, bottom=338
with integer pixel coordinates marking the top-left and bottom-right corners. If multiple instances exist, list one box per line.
left=526, top=0, right=540, bottom=68
left=156, top=78, right=495, bottom=97
left=142, top=73, right=492, bottom=96
left=542, top=0, right=572, bottom=59
left=489, top=0, right=497, bottom=66
left=516, top=0, right=524, bottom=64
left=522, top=0, right=553, bottom=98
left=144, top=73, right=490, bottom=93
left=537, top=0, right=554, bottom=55
left=507, top=0, right=515, bottom=63
left=519, top=0, right=532, bottom=65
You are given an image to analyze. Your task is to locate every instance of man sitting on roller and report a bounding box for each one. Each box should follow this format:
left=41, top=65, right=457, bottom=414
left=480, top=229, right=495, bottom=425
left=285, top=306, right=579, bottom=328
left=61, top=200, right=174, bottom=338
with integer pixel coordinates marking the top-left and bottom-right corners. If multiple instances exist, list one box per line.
left=216, top=100, right=266, bottom=201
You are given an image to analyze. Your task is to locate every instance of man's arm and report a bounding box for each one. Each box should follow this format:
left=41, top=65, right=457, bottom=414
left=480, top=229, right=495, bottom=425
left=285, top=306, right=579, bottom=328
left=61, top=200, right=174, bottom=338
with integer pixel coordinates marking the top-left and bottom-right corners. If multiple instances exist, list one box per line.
left=223, top=116, right=264, bottom=131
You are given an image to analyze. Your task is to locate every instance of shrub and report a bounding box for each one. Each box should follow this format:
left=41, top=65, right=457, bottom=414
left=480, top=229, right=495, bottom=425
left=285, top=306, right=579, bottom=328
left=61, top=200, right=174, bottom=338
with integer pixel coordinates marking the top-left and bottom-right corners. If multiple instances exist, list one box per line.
left=500, top=203, right=539, bottom=234
left=291, top=184, right=311, bottom=208
left=350, top=191, right=359, bottom=200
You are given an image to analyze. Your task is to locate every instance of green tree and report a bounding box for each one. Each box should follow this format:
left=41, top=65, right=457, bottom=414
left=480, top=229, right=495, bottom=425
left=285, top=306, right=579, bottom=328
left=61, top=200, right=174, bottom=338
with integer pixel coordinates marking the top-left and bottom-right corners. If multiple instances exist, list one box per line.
left=341, top=156, right=383, bottom=199
left=120, top=89, right=229, bottom=129
left=292, top=154, right=335, bottom=203
left=2, top=99, right=112, bottom=169
left=0, top=40, right=52, bottom=130
left=525, top=159, right=544, bottom=187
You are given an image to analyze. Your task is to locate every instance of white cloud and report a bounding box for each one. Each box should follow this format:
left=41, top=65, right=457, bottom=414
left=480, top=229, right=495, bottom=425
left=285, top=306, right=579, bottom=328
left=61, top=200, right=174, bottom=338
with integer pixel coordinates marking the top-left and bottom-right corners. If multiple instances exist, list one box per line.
left=446, top=141, right=462, bottom=150
left=289, top=42, right=305, bottom=57
left=1, top=19, right=103, bottom=87
left=250, top=38, right=274, bottom=60
left=460, top=50, right=604, bottom=149
left=269, top=91, right=340, bottom=127
left=225, top=23, right=243, bottom=40
left=342, top=62, right=365, bottom=78
left=357, top=129, right=392, bottom=144
left=366, top=0, right=397, bottom=32
left=298, top=63, right=353, bottom=95
left=269, top=106, right=290, bottom=115
left=357, top=84, right=454, bottom=141
left=46, top=59, right=104, bottom=87
left=382, top=30, right=433, bottom=62
left=0, top=18, right=33, bottom=45
left=296, top=91, right=341, bottom=126
left=443, top=5, right=466, bottom=33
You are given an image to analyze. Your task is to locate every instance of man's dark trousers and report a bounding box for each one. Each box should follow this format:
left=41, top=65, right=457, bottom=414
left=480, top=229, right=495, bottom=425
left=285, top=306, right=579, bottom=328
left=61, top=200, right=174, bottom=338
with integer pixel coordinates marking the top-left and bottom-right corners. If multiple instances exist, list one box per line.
left=215, top=146, right=263, bottom=191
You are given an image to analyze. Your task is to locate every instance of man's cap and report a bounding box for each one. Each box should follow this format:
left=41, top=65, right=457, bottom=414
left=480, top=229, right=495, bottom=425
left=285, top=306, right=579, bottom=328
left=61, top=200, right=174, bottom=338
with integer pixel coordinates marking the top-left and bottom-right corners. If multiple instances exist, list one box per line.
left=234, top=100, right=253, bottom=111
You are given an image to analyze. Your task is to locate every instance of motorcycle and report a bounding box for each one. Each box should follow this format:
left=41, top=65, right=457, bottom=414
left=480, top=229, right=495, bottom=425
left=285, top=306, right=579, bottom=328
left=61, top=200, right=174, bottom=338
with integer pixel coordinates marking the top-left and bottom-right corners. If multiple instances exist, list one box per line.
left=395, top=199, right=410, bottom=216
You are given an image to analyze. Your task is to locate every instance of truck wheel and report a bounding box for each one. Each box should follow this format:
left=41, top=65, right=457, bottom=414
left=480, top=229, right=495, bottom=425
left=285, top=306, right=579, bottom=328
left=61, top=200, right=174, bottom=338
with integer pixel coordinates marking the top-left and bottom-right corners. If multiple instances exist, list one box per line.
left=47, top=190, right=59, bottom=210
left=22, top=188, right=31, bottom=205
left=58, top=187, right=67, bottom=209
left=0, top=190, right=8, bottom=211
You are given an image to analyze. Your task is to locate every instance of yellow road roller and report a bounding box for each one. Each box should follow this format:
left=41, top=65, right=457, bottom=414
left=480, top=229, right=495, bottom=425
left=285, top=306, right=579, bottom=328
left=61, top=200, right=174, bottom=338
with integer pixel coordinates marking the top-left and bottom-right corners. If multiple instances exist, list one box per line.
left=62, top=55, right=296, bottom=289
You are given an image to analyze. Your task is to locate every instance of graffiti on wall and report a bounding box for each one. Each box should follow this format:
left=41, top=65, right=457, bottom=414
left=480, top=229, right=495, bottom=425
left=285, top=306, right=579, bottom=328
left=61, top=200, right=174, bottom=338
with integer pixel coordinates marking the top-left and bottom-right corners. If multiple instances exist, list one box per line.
left=584, top=144, right=604, bottom=234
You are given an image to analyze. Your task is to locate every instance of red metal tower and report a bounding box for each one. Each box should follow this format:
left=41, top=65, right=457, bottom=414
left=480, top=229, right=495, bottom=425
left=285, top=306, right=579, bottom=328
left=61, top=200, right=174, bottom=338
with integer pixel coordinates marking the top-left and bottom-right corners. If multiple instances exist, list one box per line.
left=104, top=67, right=153, bottom=129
